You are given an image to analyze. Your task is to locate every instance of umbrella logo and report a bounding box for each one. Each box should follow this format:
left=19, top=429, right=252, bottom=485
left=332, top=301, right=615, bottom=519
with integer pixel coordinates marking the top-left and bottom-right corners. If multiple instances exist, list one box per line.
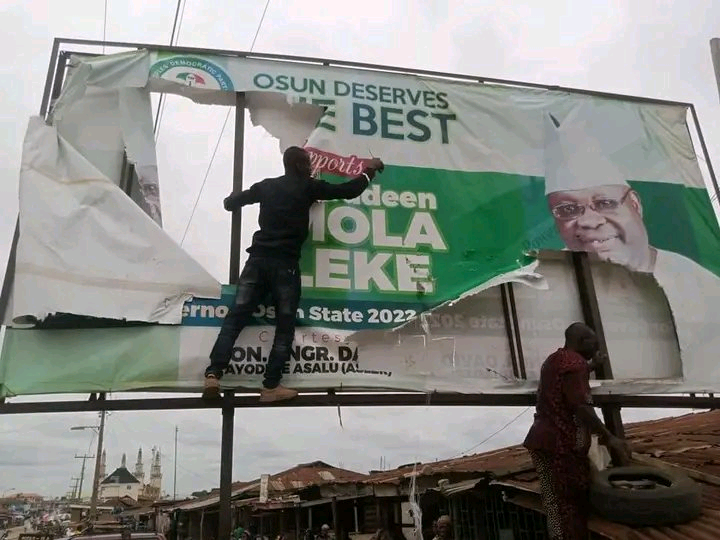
left=176, top=72, right=207, bottom=86
left=150, top=55, right=235, bottom=91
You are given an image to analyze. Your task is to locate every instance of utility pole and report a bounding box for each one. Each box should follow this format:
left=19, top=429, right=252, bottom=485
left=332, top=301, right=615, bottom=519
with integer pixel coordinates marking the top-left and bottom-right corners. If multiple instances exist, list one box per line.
left=67, top=477, right=80, bottom=501
left=173, top=426, right=178, bottom=501
left=89, top=406, right=106, bottom=521
left=75, top=454, right=94, bottom=501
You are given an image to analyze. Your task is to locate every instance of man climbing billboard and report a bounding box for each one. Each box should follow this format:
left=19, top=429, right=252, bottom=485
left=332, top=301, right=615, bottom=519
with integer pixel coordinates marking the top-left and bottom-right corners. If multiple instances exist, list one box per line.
left=203, top=146, right=385, bottom=402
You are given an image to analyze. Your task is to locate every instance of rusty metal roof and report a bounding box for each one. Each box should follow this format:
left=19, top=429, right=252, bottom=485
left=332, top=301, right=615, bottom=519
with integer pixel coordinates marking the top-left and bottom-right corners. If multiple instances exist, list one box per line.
left=495, top=410, right=720, bottom=539
left=361, top=410, right=720, bottom=538
left=175, top=461, right=368, bottom=512
left=364, top=445, right=533, bottom=485
left=259, top=460, right=368, bottom=493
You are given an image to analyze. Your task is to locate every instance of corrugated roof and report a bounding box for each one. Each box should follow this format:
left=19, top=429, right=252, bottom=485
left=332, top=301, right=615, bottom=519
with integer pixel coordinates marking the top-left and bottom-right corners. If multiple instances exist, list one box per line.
left=359, top=410, right=720, bottom=539
left=173, top=462, right=367, bottom=512
left=364, top=446, right=533, bottom=485
left=255, top=461, right=367, bottom=494
left=494, top=410, right=720, bottom=539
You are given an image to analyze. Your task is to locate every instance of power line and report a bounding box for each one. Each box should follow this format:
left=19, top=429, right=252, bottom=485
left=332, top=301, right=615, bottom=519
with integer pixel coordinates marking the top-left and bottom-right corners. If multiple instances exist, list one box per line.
left=178, top=0, right=272, bottom=246
left=174, top=0, right=189, bottom=46
left=168, top=0, right=186, bottom=45
left=154, top=0, right=187, bottom=139
left=180, top=110, right=232, bottom=246
left=450, top=407, right=530, bottom=459
left=250, top=0, right=272, bottom=51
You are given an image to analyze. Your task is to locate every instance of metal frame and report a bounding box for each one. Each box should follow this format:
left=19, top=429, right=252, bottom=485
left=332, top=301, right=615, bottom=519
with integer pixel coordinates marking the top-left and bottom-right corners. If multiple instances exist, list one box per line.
left=3, top=37, right=720, bottom=539
left=711, top=38, right=720, bottom=103
left=216, top=90, right=249, bottom=540
left=571, top=252, right=625, bottom=439
left=0, top=392, right=717, bottom=415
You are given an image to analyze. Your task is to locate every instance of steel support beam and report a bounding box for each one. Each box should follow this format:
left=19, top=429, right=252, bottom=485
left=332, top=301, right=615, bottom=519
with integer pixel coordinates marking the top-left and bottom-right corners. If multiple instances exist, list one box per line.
left=52, top=37, right=695, bottom=108
left=506, top=283, right=527, bottom=379
left=229, top=93, right=246, bottom=284
left=711, top=39, right=720, bottom=103
left=40, top=39, right=61, bottom=118
left=0, top=392, right=717, bottom=415
left=571, top=252, right=626, bottom=453
left=218, top=391, right=235, bottom=540
left=689, top=104, right=720, bottom=204
left=500, top=284, right=521, bottom=379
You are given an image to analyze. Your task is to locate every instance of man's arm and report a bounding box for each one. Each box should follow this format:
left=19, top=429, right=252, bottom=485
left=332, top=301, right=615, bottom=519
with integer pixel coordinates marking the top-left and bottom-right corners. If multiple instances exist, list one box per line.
left=588, top=351, right=608, bottom=374
left=311, top=158, right=384, bottom=201
left=223, top=182, right=262, bottom=211
left=563, top=369, right=631, bottom=461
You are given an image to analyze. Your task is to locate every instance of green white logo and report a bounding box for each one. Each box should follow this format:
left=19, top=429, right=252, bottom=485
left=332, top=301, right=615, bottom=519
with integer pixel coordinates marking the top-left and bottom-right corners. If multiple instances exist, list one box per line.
left=150, top=56, right=234, bottom=91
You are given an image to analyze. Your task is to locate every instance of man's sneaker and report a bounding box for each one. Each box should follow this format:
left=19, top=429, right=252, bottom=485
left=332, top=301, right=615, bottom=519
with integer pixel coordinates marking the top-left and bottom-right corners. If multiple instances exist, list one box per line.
left=202, top=374, right=221, bottom=399
left=259, top=385, right=298, bottom=403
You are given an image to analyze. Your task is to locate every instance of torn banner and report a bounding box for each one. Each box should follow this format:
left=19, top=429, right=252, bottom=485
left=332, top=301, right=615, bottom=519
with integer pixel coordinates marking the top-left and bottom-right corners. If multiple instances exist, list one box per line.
left=11, top=117, right=220, bottom=325
left=3, top=49, right=720, bottom=396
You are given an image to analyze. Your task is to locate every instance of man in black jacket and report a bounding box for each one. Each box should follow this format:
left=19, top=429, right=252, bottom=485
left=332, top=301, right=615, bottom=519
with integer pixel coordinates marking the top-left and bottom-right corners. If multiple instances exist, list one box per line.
left=204, top=146, right=384, bottom=402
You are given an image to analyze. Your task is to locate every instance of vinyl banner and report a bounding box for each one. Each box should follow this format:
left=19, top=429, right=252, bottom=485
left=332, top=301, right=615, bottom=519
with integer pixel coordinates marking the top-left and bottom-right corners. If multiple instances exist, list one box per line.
left=2, top=50, right=720, bottom=396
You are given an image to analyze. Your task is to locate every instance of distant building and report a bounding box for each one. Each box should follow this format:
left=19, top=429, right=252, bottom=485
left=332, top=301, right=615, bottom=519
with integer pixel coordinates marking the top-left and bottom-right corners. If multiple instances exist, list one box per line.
left=99, top=447, right=162, bottom=502
left=99, top=454, right=142, bottom=501
left=144, top=446, right=163, bottom=500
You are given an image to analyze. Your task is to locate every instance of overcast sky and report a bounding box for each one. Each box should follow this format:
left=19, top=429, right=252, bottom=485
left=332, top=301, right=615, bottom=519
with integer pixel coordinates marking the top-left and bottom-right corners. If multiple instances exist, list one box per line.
left=0, top=0, right=719, bottom=499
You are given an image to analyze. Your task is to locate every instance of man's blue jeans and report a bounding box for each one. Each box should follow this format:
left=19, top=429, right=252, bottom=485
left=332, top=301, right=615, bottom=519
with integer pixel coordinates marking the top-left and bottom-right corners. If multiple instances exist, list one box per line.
left=206, top=257, right=300, bottom=389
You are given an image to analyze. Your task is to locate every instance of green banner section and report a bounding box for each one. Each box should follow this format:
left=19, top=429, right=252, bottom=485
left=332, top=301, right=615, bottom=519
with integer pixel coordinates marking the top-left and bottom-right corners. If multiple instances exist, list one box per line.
left=0, top=326, right=180, bottom=397
left=177, top=171, right=720, bottom=332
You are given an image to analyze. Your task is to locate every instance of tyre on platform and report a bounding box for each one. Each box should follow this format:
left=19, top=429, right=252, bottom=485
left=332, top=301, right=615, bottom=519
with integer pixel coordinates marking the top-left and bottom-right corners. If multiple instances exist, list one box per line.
left=589, top=465, right=702, bottom=527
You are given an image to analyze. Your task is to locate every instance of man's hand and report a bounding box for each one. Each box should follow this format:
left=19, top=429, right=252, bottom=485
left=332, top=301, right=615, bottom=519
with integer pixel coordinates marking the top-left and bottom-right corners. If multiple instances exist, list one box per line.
left=223, top=194, right=235, bottom=212
left=366, top=158, right=385, bottom=173
left=589, top=350, right=609, bottom=373
left=606, top=435, right=632, bottom=466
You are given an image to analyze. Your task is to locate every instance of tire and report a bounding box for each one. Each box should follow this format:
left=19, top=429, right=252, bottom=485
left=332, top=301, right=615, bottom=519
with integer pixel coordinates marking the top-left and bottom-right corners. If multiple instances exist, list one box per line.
left=589, top=465, right=702, bottom=527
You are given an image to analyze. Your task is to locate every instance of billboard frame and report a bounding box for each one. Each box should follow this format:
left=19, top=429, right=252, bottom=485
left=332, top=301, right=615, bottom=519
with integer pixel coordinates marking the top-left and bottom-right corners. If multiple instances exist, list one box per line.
left=1, top=38, right=719, bottom=539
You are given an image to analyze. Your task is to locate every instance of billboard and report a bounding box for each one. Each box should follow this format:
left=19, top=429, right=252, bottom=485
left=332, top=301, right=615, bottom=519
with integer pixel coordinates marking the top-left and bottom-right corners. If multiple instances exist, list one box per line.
left=1, top=49, right=719, bottom=397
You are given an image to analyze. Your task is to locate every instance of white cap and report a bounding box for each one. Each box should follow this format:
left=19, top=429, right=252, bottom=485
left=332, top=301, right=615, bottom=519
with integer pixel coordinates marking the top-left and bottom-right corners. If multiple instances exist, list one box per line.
left=543, top=102, right=632, bottom=195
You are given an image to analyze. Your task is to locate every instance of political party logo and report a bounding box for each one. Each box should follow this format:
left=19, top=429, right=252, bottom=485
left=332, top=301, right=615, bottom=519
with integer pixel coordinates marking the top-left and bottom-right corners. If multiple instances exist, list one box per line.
left=149, top=56, right=234, bottom=91
left=176, top=72, right=206, bottom=86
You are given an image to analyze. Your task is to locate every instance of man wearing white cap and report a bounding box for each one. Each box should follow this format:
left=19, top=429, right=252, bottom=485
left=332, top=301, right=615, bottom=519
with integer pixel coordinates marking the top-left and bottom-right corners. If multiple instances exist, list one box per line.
left=544, top=107, right=655, bottom=273
left=543, top=102, right=720, bottom=385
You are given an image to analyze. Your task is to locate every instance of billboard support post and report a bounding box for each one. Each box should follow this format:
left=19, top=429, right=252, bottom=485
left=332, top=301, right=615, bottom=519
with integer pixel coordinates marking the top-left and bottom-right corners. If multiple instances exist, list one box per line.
left=500, top=283, right=521, bottom=378
left=571, top=252, right=625, bottom=449
left=689, top=104, right=720, bottom=204
left=219, top=391, right=235, bottom=540
left=711, top=39, right=720, bottom=103
left=507, top=283, right=527, bottom=379
left=218, top=91, right=246, bottom=540
left=40, top=39, right=61, bottom=120
left=229, top=92, right=246, bottom=284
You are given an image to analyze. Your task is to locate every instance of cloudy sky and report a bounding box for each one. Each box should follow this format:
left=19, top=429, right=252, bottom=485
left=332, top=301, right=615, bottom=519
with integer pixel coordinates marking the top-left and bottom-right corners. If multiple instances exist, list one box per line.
left=1, top=0, right=719, bottom=498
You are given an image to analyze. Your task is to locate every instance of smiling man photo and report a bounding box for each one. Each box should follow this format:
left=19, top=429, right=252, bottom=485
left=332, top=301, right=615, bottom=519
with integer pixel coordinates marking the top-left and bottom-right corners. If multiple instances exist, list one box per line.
left=542, top=102, right=720, bottom=383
